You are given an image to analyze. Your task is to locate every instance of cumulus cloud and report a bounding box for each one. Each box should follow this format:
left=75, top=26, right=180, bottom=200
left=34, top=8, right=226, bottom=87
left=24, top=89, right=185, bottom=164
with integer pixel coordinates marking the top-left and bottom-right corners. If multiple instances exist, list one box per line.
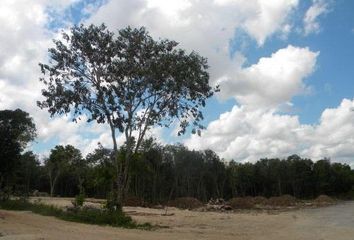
left=2, top=0, right=352, bottom=168
left=186, top=98, right=354, bottom=167
left=87, top=0, right=300, bottom=85
left=185, top=105, right=308, bottom=162
left=86, top=0, right=310, bottom=110
left=0, top=0, right=101, bottom=156
left=239, top=0, right=298, bottom=45
left=217, top=45, right=319, bottom=109
left=303, top=0, right=330, bottom=36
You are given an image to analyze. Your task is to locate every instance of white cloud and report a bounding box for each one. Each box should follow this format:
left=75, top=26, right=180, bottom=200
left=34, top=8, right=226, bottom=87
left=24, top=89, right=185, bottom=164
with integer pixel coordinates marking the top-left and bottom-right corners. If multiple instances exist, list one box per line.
left=240, top=0, right=298, bottom=45
left=2, top=0, right=354, bottom=168
left=186, top=98, right=354, bottom=167
left=86, top=0, right=308, bottom=111
left=302, top=99, right=354, bottom=162
left=185, top=105, right=307, bottom=161
left=0, top=0, right=99, bottom=157
left=303, top=0, right=330, bottom=36
left=218, top=45, right=319, bottom=109
left=87, top=0, right=300, bottom=86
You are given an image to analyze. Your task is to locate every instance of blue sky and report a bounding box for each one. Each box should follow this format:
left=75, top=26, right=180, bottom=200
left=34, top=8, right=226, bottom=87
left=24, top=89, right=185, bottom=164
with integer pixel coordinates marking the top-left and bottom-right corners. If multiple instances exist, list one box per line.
left=1, top=0, right=354, bottom=166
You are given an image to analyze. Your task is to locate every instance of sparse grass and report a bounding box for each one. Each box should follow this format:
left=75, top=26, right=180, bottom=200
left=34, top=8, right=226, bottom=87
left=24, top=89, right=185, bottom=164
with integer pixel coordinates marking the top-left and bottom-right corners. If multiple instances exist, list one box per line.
left=0, top=199, right=152, bottom=230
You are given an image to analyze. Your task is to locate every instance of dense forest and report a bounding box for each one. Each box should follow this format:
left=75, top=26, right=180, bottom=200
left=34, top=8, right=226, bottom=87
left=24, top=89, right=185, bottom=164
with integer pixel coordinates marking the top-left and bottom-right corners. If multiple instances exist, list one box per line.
left=3, top=137, right=354, bottom=204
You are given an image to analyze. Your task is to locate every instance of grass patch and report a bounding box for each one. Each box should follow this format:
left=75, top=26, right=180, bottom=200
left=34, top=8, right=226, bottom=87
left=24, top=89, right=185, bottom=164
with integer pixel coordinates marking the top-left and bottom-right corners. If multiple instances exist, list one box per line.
left=0, top=199, right=152, bottom=230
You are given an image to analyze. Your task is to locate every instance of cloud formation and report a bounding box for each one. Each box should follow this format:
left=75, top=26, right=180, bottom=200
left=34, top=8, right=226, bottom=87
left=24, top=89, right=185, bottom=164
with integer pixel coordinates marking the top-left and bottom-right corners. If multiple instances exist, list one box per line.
left=87, top=0, right=300, bottom=86
left=303, top=0, right=330, bottom=35
left=2, top=0, right=352, bottom=167
left=186, top=98, right=354, bottom=166
left=217, top=45, right=319, bottom=109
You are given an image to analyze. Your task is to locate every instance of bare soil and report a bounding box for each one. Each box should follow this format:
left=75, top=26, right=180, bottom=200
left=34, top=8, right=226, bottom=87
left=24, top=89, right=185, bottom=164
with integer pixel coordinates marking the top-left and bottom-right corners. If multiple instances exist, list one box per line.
left=1, top=197, right=353, bottom=240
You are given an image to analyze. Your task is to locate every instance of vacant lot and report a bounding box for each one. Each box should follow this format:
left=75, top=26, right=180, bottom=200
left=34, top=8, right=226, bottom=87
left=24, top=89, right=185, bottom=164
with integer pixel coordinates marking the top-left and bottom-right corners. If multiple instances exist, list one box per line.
left=0, top=198, right=353, bottom=240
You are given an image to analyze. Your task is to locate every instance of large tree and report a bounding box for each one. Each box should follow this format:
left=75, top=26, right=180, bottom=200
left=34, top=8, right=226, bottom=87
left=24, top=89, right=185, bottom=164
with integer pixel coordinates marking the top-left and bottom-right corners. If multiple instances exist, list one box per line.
left=0, top=109, right=36, bottom=191
left=38, top=24, right=216, bottom=208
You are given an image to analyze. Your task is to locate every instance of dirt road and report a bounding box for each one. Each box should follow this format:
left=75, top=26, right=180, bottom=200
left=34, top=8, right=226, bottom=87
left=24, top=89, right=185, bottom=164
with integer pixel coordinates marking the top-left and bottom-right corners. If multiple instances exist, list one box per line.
left=0, top=200, right=353, bottom=240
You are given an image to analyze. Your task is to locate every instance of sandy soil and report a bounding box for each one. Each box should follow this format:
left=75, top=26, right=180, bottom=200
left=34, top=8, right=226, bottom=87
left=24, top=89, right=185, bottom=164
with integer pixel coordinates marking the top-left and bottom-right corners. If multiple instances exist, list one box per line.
left=1, top=198, right=353, bottom=240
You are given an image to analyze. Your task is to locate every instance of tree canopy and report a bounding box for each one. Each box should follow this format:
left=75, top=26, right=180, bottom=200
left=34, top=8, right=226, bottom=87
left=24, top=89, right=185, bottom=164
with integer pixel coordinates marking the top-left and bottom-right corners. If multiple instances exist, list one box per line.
left=0, top=109, right=36, bottom=190
left=45, top=145, right=82, bottom=196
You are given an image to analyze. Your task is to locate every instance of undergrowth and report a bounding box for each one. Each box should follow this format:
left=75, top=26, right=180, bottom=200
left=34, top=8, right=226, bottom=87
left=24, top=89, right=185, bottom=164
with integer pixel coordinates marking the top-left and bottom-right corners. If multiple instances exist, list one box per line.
left=0, top=199, right=152, bottom=230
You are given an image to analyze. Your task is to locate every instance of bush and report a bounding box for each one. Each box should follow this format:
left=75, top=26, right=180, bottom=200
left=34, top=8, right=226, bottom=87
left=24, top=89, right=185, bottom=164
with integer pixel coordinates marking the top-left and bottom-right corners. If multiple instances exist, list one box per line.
left=168, top=197, right=203, bottom=209
left=267, top=195, right=297, bottom=207
left=64, top=207, right=134, bottom=227
left=105, top=191, right=118, bottom=211
left=0, top=199, right=151, bottom=229
left=228, top=197, right=255, bottom=209
left=0, top=187, right=11, bottom=201
left=73, top=193, right=85, bottom=208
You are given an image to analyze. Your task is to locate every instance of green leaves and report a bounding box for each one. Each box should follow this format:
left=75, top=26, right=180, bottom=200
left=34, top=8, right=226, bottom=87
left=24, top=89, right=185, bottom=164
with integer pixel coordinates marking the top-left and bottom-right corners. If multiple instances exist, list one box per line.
left=38, top=24, right=215, bottom=142
left=0, top=109, right=36, bottom=185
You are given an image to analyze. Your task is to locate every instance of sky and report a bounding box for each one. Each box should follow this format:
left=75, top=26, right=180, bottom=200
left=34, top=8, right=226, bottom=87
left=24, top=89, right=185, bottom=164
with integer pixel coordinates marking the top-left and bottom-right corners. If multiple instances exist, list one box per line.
left=1, top=0, right=354, bottom=166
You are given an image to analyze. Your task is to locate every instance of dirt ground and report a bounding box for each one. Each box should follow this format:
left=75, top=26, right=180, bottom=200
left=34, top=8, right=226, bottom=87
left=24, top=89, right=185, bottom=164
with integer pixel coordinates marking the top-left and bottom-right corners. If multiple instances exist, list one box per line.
left=0, top=198, right=353, bottom=240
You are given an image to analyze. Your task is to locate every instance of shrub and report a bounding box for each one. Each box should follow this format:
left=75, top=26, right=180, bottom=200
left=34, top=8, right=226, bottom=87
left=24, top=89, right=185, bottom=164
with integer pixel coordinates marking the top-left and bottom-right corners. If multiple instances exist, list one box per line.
left=64, top=207, right=134, bottom=227
left=72, top=193, right=85, bottom=208
left=0, top=199, right=151, bottom=229
left=168, top=197, right=203, bottom=209
left=105, top=191, right=118, bottom=211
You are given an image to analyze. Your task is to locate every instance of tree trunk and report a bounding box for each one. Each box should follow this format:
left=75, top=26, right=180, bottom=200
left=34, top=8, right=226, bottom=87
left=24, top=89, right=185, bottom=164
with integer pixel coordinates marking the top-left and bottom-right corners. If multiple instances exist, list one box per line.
left=278, top=178, right=282, bottom=196
left=78, top=176, right=84, bottom=194
left=49, top=172, right=59, bottom=197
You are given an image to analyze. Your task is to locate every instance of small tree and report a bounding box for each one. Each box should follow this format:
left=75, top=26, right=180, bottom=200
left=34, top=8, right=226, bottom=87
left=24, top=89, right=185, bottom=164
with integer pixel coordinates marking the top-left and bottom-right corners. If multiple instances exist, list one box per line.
left=45, top=145, right=82, bottom=197
left=17, top=151, right=40, bottom=196
left=38, top=24, right=216, bottom=209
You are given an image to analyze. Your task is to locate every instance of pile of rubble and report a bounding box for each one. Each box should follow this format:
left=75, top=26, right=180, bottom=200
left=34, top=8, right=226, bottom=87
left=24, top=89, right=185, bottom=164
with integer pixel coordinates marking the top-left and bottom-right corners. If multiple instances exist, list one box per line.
left=205, top=198, right=232, bottom=211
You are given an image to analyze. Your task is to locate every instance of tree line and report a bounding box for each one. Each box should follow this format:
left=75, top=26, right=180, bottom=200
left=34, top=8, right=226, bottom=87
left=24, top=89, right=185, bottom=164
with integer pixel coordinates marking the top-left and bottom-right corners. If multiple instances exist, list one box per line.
left=3, top=132, right=353, bottom=203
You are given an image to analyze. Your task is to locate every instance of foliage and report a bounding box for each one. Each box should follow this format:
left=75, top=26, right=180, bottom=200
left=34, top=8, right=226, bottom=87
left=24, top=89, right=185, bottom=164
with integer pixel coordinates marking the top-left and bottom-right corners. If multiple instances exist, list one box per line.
left=45, top=145, right=83, bottom=196
left=73, top=192, right=85, bottom=207
left=0, top=109, right=36, bottom=192
left=21, top=141, right=353, bottom=204
left=38, top=24, right=216, bottom=208
left=15, top=151, right=40, bottom=196
left=1, top=123, right=353, bottom=205
left=0, top=199, right=151, bottom=229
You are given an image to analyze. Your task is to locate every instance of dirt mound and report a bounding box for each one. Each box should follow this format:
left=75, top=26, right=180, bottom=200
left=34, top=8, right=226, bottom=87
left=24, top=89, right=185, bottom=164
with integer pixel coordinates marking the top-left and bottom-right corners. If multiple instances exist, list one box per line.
left=253, top=196, right=268, bottom=205
left=228, top=197, right=254, bottom=209
left=205, top=198, right=232, bottom=211
left=168, top=197, right=203, bottom=210
left=124, top=196, right=144, bottom=207
left=267, top=195, right=297, bottom=207
left=314, top=195, right=335, bottom=205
